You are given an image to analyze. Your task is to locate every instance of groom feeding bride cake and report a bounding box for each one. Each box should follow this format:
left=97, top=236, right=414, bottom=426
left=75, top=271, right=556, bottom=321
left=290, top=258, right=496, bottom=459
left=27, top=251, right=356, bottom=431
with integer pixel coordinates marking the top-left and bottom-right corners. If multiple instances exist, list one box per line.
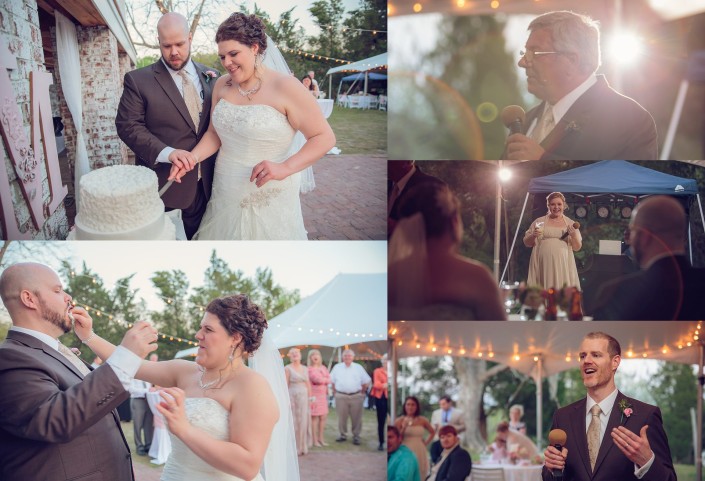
left=116, top=11, right=335, bottom=241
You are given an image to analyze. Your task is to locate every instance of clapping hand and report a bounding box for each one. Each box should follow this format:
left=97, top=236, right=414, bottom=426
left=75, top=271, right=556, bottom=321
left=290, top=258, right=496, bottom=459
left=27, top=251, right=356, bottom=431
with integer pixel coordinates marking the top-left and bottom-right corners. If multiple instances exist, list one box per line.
left=250, top=160, right=291, bottom=188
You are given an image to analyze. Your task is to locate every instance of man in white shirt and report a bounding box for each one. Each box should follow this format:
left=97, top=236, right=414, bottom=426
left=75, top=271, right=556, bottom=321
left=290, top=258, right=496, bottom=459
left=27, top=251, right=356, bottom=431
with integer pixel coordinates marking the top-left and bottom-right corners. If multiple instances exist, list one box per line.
left=504, top=11, right=657, bottom=161
left=542, top=332, right=676, bottom=481
left=0, top=262, right=158, bottom=481
left=330, top=349, right=371, bottom=445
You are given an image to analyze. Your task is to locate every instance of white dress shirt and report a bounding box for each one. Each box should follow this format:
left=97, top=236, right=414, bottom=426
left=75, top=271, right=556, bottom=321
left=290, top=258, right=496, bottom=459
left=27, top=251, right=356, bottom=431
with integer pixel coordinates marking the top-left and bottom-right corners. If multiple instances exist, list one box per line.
left=330, top=362, right=371, bottom=394
left=527, top=74, right=597, bottom=138
left=10, top=326, right=141, bottom=391
left=586, top=388, right=654, bottom=478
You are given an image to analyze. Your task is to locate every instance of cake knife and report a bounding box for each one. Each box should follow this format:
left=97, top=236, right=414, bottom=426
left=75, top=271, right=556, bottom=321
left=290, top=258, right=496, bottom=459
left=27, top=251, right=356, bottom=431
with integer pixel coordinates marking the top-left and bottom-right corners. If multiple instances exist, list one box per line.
left=158, top=180, right=174, bottom=197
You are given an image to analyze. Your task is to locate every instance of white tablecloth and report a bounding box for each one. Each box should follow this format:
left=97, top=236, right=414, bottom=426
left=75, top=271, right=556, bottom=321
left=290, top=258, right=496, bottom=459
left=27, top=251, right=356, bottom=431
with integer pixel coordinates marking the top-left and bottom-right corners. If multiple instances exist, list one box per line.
left=317, top=99, right=334, bottom=119
left=146, top=391, right=172, bottom=465
left=473, top=464, right=543, bottom=481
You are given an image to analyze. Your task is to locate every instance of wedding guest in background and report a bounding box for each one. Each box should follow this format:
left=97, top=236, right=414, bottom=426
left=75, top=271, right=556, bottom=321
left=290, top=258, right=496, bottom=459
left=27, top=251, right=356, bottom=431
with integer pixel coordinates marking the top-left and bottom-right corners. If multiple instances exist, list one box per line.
left=388, top=426, right=421, bottom=481
left=395, top=396, right=435, bottom=479
left=330, top=349, right=371, bottom=445
left=389, top=181, right=506, bottom=320
left=504, top=10, right=657, bottom=160
left=301, top=76, right=317, bottom=97
left=524, top=192, right=581, bottom=290
left=490, top=421, right=538, bottom=462
left=130, top=371, right=154, bottom=456
left=307, top=349, right=331, bottom=447
left=430, top=396, right=466, bottom=463
left=388, top=160, right=446, bottom=236
left=0, top=262, right=157, bottom=481
left=307, top=70, right=320, bottom=97
left=285, top=347, right=312, bottom=456
left=509, top=404, right=527, bottom=435
left=427, top=426, right=472, bottom=481
left=593, top=195, right=705, bottom=320
left=371, top=354, right=389, bottom=451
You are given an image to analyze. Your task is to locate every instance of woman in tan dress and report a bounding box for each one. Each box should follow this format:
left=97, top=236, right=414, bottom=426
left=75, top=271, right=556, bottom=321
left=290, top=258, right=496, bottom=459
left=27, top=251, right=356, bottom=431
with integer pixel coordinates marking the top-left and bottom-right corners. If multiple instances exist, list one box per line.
left=394, top=396, right=434, bottom=478
left=524, top=191, right=582, bottom=289
left=285, top=348, right=311, bottom=455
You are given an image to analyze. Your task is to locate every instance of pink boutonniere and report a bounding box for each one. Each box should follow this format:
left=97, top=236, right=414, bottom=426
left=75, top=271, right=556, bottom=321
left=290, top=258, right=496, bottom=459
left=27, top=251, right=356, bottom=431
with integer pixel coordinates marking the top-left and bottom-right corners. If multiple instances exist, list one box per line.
left=619, top=398, right=633, bottom=424
left=202, top=70, right=218, bottom=84
left=564, top=120, right=580, bottom=133
left=70, top=347, right=82, bottom=356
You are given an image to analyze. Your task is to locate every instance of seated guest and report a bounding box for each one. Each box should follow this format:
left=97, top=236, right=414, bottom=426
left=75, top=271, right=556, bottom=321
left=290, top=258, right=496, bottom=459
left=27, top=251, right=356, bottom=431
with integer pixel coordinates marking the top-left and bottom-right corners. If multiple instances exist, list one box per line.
left=593, top=196, right=705, bottom=320
left=388, top=426, right=421, bottom=481
left=427, top=426, right=472, bottom=481
left=489, top=421, right=538, bottom=463
left=389, top=181, right=506, bottom=320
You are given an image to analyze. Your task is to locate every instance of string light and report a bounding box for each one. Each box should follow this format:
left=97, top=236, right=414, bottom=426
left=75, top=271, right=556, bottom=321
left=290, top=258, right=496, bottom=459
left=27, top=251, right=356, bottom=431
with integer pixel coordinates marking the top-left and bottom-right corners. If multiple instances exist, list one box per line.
left=317, top=24, right=386, bottom=34
left=278, top=46, right=350, bottom=64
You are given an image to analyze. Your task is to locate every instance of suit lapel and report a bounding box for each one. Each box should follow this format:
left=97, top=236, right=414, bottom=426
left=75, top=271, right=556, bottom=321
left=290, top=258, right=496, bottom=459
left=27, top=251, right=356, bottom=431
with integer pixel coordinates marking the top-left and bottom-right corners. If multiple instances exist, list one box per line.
left=570, top=398, right=593, bottom=478
left=193, top=62, right=215, bottom=136
left=7, top=330, right=85, bottom=379
left=593, top=392, right=624, bottom=477
left=152, top=60, right=197, bottom=132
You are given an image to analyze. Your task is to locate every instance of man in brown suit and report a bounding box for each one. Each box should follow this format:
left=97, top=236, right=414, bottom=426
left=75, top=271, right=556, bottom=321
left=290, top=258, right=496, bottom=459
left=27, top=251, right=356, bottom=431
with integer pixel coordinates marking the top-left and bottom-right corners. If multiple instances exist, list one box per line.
left=0, top=262, right=159, bottom=481
left=116, top=12, right=217, bottom=239
left=504, top=11, right=657, bottom=161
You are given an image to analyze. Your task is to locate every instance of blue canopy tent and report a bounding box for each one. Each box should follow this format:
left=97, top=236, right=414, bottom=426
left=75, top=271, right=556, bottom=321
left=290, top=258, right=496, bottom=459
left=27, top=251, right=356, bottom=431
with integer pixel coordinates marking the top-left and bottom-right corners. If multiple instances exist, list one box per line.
left=500, top=160, right=705, bottom=284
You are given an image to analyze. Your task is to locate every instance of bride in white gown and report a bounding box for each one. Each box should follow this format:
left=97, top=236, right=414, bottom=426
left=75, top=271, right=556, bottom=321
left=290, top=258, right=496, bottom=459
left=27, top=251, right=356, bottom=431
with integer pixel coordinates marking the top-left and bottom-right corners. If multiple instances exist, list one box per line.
left=168, top=13, right=336, bottom=240
left=74, top=294, right=299, bottom=481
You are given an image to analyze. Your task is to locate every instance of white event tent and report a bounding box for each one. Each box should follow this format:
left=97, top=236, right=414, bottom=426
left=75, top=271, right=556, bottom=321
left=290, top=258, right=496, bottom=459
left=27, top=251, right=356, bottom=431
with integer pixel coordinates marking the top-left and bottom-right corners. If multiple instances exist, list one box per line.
left=325, top=53, right=388, bottom=98
left=388, top=320, right=705, bottom=476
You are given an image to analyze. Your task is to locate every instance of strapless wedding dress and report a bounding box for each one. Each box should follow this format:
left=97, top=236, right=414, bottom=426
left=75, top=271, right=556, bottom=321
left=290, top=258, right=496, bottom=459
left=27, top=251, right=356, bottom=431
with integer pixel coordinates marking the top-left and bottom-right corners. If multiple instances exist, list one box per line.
left=194, top=100, right=307, bottom=240
left=160, top=398, right=264, bottom=481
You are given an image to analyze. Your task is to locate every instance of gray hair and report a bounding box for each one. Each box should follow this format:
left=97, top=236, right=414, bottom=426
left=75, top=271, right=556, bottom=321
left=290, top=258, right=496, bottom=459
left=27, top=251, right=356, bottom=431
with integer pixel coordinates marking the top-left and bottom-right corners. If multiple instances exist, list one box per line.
left=509, top=404, right=524, bottom=416
left=528, top=11, right=601, bottom=75
left=342, top=349, right=355, bottom=356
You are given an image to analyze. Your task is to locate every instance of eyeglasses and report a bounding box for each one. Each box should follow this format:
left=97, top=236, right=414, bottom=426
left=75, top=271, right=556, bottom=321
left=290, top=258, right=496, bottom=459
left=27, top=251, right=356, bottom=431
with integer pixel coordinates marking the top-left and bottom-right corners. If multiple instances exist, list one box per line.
left=519, top=50, right=562, bottom=62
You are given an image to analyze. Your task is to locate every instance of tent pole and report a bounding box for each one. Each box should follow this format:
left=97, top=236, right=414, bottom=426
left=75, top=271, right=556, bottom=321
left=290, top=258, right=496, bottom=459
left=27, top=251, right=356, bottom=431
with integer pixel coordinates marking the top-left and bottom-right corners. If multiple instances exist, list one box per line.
left=494, top=165, right=502, bottom=282
left=328, top=74, right=332, bottom=100
left=537, top=354, right=544, bottom=450
left=697, top=194, right=705, bottom=239
left=500, top=192, right=530, bottom=285
left=689, top=223, right=693, bottom=264
left=661, top=80, right=689, bottom=160
left=390, top=339, right=398, bottom=422
left=697, top=341, right=703, bottom=481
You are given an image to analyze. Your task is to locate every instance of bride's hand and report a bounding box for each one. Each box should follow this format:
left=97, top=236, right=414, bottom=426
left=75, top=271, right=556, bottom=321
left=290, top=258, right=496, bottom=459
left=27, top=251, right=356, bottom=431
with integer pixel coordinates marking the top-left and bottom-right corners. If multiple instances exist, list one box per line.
left=156, top=387, right=190, bottom=438
left=250, top=160, right=292, bottom=188
left=168, top=164, right=188, bottom=183
left=168, top=150, right=196, bottom=172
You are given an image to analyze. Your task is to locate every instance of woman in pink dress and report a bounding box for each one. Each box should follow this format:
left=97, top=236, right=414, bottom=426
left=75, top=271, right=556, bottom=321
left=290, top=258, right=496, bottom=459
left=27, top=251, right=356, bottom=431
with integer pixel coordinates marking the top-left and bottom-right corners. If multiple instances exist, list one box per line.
left=307, top=349, right=331, bottom=447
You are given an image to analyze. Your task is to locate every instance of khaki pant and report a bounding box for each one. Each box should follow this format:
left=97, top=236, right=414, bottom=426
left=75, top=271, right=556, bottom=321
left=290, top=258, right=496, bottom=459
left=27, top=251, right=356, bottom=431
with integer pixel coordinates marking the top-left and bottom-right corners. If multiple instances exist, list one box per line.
left=335, top=392, right=364, bottom=438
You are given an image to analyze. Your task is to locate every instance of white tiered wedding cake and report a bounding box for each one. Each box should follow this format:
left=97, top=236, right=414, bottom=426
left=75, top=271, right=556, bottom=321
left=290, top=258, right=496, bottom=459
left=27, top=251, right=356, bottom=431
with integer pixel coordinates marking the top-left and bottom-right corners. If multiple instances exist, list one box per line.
left=69, top=165, right=177, bottom=240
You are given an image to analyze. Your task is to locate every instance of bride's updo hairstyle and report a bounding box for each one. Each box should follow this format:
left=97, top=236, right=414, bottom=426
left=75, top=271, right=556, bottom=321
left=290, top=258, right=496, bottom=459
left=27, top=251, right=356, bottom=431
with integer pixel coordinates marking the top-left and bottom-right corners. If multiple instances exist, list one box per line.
left=398, top=182, right=462, bottom=241
left=215, top=12, right=267, bottom=55
left=206, top=294, right=268, bottom=354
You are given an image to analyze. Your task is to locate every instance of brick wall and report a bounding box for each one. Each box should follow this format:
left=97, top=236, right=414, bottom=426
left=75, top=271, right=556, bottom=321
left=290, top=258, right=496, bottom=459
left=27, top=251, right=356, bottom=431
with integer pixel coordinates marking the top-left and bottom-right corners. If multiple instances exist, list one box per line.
left=0, top=0, right=68, bottom=239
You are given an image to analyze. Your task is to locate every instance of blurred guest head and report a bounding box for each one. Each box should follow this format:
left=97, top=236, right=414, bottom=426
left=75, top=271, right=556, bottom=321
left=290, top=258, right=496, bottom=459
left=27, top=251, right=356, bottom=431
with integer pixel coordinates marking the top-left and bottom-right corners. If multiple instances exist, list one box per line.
left=403, top=396, right=421, bottom=417
left=387, top=425, right=402, bottom=453
left=439, top=425, right=459, bottom=449
left=398, top=182, right=462, bottom=244
left=629, top=196, right=686, bottom=269
left=388, top=160, right=415, bottom=182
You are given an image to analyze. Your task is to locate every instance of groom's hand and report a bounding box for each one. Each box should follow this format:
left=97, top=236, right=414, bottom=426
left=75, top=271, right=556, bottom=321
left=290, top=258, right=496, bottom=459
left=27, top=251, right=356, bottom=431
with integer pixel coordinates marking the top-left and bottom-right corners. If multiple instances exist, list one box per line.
left=612, top=425, right=653, bottom=467
left=168, top=164, right=188, bottom=183
left=168, top=150, right=196, bottom=172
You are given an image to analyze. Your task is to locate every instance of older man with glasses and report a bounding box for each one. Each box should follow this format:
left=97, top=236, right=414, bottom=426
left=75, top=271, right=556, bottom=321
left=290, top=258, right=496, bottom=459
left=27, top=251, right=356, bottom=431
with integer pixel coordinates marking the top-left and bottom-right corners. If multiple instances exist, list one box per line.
left=504, top=10, right=657, bottom=161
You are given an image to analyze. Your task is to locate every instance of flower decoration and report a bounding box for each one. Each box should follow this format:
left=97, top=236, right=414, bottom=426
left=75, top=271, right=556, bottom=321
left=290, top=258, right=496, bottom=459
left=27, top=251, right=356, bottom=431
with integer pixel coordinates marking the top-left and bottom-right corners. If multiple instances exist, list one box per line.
left=618, top=398, right=633, bottom=424
left=202, top=70, right=218, bottom=84
left=564, top=121, right=580, bottom=133
left=70, top=347, right=82, bottom=356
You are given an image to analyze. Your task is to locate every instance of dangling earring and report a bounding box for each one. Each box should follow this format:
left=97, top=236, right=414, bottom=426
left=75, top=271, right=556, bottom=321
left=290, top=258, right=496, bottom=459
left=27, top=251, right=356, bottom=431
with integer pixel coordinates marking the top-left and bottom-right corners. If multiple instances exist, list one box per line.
left=229, top=346, right=235, bottom=362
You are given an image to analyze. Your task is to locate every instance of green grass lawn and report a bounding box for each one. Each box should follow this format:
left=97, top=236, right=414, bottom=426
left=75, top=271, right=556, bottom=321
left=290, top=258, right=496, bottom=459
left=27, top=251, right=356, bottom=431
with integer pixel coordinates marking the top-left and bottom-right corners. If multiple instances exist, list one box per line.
left=327, top=105, right=387, bottom=156
left=675, top=464, right=696, bottom=481
left=123, top=404, right=383, bottom=470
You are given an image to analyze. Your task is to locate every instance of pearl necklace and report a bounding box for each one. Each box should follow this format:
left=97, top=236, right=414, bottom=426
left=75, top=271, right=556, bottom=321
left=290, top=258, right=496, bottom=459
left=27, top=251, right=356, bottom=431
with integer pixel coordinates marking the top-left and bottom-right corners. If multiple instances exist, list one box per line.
left=237, top=79, right=262, bottom=100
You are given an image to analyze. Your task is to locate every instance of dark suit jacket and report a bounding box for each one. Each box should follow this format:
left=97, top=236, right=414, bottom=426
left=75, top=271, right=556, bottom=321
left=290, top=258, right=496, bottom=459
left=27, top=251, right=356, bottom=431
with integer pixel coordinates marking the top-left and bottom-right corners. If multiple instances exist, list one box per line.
left=593, top=255, right=705, bottom=320
left=0, top=330, right=133, bottom=481
left=388, top=166, right=446, bottom=223
left=522, top=75, right=657, bottom=160
left=116, top=60, right=217, bottom=210
left=541, top=393, right=675, bottom=481
left=433, top=444, right=472, bottom=481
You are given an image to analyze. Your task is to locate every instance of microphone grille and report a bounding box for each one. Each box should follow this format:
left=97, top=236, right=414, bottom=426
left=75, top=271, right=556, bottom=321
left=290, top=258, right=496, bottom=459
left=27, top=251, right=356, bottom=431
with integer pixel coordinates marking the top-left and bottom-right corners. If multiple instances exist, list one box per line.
left=574, top=222, right=580, bottom=229
left=548, top=428, right=567, bottom=446
left=500, top=105, right=526, bottom=128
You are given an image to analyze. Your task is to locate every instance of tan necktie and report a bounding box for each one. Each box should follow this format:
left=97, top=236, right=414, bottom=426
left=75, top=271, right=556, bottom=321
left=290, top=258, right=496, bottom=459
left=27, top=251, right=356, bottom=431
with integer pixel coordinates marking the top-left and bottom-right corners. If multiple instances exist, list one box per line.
left=58, top=342, right=91, bottom=376
left=587, top=404, right=602, bottom=471
left=530, top=106, right=555, bottom=144
left=178, top=69, right=202, bottom=132
left=388, top=183, right=401, bottom=216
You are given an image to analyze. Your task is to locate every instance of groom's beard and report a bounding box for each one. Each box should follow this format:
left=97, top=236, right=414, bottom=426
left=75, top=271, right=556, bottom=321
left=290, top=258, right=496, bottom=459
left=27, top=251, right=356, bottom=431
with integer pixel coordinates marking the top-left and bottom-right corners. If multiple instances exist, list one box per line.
left=163, top=52, right=191, bottom=72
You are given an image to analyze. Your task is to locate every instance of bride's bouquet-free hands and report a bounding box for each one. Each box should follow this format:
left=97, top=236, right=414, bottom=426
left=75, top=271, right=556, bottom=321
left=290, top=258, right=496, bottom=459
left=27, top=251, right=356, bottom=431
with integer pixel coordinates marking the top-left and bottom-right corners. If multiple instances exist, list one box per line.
left=250, top=160, right=293, bottom=188
left=156, top=387, right=190, bottom=438
left=167, top=150, right=198, bottom=183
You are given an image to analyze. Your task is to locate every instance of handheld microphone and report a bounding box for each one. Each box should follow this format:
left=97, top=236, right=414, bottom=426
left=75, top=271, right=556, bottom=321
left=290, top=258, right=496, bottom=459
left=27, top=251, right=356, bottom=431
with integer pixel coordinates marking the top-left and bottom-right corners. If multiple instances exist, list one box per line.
left=560, top=222, right=580, bottom=241
left=548, top=429, right=567, bottom=479
left=501, top=105, right=526, bottom=135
